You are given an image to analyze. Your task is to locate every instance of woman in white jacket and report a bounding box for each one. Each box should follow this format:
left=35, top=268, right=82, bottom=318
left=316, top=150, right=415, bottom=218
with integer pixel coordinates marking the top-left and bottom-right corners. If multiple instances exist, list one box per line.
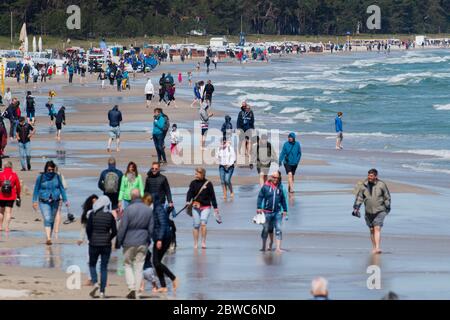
left=216, top=138, right=236, bottom=200
left=145, top=78, right=155, bottom=108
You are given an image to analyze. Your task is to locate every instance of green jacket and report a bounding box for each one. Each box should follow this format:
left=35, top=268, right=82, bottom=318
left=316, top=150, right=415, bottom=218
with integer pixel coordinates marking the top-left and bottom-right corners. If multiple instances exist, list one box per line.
left=354, top=179, right=391, bottom=215
left=118, top=174, right=144, bottom=201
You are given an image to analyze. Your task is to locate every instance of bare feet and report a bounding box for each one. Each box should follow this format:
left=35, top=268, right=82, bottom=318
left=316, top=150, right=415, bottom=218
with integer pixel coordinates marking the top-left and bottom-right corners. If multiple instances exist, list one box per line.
left=157, top=287, right=168, bottom=293
left=194, top=243, right=198, bottom=249
left=172, top=278, right=179, bottom=292
left=230, top=193, right=234, bottom=199
left=372, top=248, right=382, bottom=254
left=116, top=148, right=120, bottom=152
left=223, top=195, right=227, bottom=200
left=46, top=239, right=52, bottom=246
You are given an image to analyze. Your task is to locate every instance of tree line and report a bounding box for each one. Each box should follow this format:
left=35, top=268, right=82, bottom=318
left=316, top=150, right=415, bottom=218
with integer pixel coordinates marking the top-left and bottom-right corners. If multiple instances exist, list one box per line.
left=0, top=0, right=449, bottom=38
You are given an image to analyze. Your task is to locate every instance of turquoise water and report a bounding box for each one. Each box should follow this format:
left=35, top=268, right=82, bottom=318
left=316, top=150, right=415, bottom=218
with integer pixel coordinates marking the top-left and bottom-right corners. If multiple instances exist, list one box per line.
left=208, top=49, right=450, bottom=176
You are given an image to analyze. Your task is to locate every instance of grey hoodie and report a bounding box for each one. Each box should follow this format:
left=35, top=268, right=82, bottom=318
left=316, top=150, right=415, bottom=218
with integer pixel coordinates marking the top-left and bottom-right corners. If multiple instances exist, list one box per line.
left=354, top=179, right=391, bottom=215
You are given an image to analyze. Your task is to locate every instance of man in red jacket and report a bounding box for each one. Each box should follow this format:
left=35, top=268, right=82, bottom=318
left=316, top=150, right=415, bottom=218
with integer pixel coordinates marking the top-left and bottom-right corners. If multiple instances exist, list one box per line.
left=0, top=161, right=21, bottom=232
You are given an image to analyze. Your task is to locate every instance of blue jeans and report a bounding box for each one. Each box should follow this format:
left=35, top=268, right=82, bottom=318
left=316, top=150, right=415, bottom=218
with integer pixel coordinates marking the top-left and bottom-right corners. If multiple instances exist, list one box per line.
left=192, top=207, right=211, bottom=229
left=89, top=245, right=111, bottom=293
left=9, top=119, right=18, bottom=138
left=18, top=142, right=31, bottom=170
left=153, top=134, right=166, bottom=162
left=219, top=165, right=234, bottom=188
left=261, top=212, right=283, bottom=241
left=39, top=201, right=60, bottom=228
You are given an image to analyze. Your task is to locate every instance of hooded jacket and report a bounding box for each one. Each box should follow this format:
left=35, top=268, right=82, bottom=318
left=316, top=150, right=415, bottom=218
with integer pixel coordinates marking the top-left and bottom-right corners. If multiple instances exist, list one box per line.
left=86, top=196, right=117, bottom=247
left=26, top=96, right=35, bottom=112
left=335, top=116, right=343, bottom=132
left=199, top=105, right=211, bottom=128
left=144, top=171, right=173, bottom=204
left=279, top=133, right=302, bottom=166
left=145, top=79, right=154, bottom=95
left=237, top=107, right=255, bottom=131
left=55, top=107, right=65, bottom=125
left=257, top=180, right=288, bottom=213
left=221, top=115, right=233, bottom=133
left=108, top=106, right=122, bottom=127
left=152, top=113, right=166, bottom=135
left=354, top=179, right=391, bottom=215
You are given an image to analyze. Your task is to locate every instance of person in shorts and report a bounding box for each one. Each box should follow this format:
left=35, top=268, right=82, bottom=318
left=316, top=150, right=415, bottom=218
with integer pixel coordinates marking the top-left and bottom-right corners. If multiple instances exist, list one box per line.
left=353, top=168, right=391, bottom=254
left=335, top=112, right=343, bottom=150
left=279, top=132, right=302, bottom=193
left=107, top=105, right=122, bottom=153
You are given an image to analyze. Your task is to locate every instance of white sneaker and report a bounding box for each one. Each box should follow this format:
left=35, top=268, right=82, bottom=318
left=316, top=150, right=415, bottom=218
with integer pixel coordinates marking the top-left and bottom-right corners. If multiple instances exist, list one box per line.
left=100, top=292, right=105, bottom=299
left=89, top=284, right=99, bottom=298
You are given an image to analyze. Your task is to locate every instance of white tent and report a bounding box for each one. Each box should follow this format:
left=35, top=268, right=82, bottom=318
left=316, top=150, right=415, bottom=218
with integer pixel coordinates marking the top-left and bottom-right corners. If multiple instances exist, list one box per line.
left=32, top=36, right=36, bottom=52
left=19, top=23, right=28, bottom=53
left=24, top=36, right=29, bottom=53
left=38, top=37, right=42, bottom=52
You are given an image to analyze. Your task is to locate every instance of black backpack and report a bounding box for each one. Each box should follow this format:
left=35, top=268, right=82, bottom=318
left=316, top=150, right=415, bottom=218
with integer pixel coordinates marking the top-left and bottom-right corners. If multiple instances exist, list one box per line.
left=162, top=113, right=170, bottom=134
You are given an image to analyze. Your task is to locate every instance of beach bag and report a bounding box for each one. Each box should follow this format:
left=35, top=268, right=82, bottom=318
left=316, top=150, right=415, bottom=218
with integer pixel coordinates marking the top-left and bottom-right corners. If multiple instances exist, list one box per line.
left=104, top=172, right=120, bottom=193
left=186, top=181, right=210, bottom=217
left=252, top=213, right=266, bottom=225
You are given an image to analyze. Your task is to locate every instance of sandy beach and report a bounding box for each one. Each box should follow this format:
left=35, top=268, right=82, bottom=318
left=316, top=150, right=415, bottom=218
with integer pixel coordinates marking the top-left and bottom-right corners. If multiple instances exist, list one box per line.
left=0, top=49, right=449, bottom=300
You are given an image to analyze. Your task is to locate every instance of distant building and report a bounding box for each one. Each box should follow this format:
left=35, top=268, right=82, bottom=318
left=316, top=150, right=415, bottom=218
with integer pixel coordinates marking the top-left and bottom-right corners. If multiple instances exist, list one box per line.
left=210, top=37, right=228, bottom=47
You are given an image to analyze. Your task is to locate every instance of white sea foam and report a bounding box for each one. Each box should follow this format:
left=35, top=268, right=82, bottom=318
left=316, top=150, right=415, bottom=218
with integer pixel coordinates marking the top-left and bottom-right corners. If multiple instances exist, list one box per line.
left=226, top=89, right=246, bottom=96
left=351, top=55, right=450, bottom=68
left=433, top=104, right=450, bottom=111
left=279, top=107, right=306, bottom=113
left=397, top=149, right=450, bottom=160
left=402, top=164, right=450, bottom=175
left=238, top=93, right=295, bottom=102
left=263, top=106, right=273, bottom=111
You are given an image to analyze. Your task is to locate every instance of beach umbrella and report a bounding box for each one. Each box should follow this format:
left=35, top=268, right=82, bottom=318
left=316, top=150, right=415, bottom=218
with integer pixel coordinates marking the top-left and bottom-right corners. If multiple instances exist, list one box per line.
left=19, top=23, right=27, bottom=53
left=32, top=36, right=36, bottom=52
left=38, top=37, right=42, bottom=52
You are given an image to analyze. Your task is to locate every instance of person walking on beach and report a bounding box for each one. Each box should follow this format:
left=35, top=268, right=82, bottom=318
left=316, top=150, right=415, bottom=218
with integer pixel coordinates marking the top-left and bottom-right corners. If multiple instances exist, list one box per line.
left=199, top=103, right=213, bottom=151
left=152, top=108, right=167, bottom=164
left=216, top=138, right=236, bottom=200
left=116, top=70, right=123, bottom=92
left=25, top=91, right=36, bottom=125
left=77, top=194, right=99, bottom=246
left=335, top=112, right=343, bottom=150
left=98, top=157, right=123, bottom=220
left=68, top=64, right=74, bottom=84
left=353, top=169, right=391, bottom=254
left=107, top=105, right=122, bottom=153
left=116, top=189, right=154, bottom=299
left=151, top=193, right=178, bottom=293
left=236, top=101, right=255, bottom=157
left=0, top=161, right=21, bottom=233
left=203, top=80, right=215, bottom=107
left=46, top=99, right=56, bottom=126
left=213, top=55, right=218, bottom=69
left=98, top=70, right=107, bottom=89
left=311, top=277, right=330, bottom=300
left=0, top=118, right=8, bottom=167
left=32, top=161, right=69, bottom=245
left=169, top=124, right=181, bottom=156
left=279, top=132, right=302, bottom=193
left=251, top=135, right=278, bottom=186
left=221, top=115, right=233, bottom=142
left=158, top=74, right=167, bottom=105
left=16, top=116, right=35, bottom=171
left=190, top=82, right=202, bottom=108
left=256, top=171, right=287, bottom=253
left=5, top=99, right=20, bottom=141
left=186, top=167, right=220, bottom=249
left=55, top=106, right=66, bottom=141
left=205, top=56, right=211, bottom=74
left=144, top=162, right=173, bottom=209
left=188, top=71, right=193, bottom=87
left=145, top=78, right=154, bottom=108
left=86, top=195, right=117, bottom=299
left=118, top=162, right=144, bottom=212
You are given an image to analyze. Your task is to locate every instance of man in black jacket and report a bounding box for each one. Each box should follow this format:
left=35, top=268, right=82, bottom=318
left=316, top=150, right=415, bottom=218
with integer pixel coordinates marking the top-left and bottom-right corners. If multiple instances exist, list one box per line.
left=203, top=80, right=215, bottom=107
left=107, top=105, right=122, bottom=153
left=144, top=162, right=173, bottom=208
left=236, top=101, right=255, bottom=157
left=86, top=196, right=117, bottom=298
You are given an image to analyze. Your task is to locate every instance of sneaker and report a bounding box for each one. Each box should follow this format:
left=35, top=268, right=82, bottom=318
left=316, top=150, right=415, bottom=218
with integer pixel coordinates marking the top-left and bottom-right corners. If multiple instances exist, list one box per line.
left=89, top=284, right=99, bottom=298
left=21, top=168, right=26, bottom=172
left=126, top=290, right=136, bottom=299
left=99, top=292, right=105, bottom=299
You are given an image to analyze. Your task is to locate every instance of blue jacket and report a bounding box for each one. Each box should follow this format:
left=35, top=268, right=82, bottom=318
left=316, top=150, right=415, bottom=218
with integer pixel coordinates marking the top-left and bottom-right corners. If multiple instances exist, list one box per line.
left=32, top=173, right=68, bottom=203
left=152, top=114, right=165, bottom=135
left=335, top=116, right=343, bottom=132
left=98, top=164, right=123, bottom=193
left=279, top=141, right=302, bottom=166
left=152, top=194, right=171, bottom=241
left=108, top=106, right=122, bottom=127
left=257, top=181, right=287, bottom=213
left=194, top=86, right=201, bottom=99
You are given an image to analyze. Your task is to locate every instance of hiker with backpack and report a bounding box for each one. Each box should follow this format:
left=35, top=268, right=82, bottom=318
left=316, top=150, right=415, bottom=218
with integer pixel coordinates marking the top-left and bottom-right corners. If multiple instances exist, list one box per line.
left=152, top=108, right=167, bottom=164
left=32, top=161, right=69, bottom=245
left=98, top=157, right=123, bottom=220
left=0, top=161, right=21, bottom=233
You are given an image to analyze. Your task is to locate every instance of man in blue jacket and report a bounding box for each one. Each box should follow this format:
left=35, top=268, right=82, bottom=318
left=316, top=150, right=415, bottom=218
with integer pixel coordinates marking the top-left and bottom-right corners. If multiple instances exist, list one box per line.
left=107, top=105, right=122, bottom=153
left=335, top=112, right=343, bottom=150
left=152, top=108, right=167, bottom=164
left=279, top=132, right=302, bottom=193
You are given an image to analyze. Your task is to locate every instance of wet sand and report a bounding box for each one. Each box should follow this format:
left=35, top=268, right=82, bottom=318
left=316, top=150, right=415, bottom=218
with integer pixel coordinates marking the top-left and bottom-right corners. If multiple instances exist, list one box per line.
left=0, top=60, right=447, bottom=300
